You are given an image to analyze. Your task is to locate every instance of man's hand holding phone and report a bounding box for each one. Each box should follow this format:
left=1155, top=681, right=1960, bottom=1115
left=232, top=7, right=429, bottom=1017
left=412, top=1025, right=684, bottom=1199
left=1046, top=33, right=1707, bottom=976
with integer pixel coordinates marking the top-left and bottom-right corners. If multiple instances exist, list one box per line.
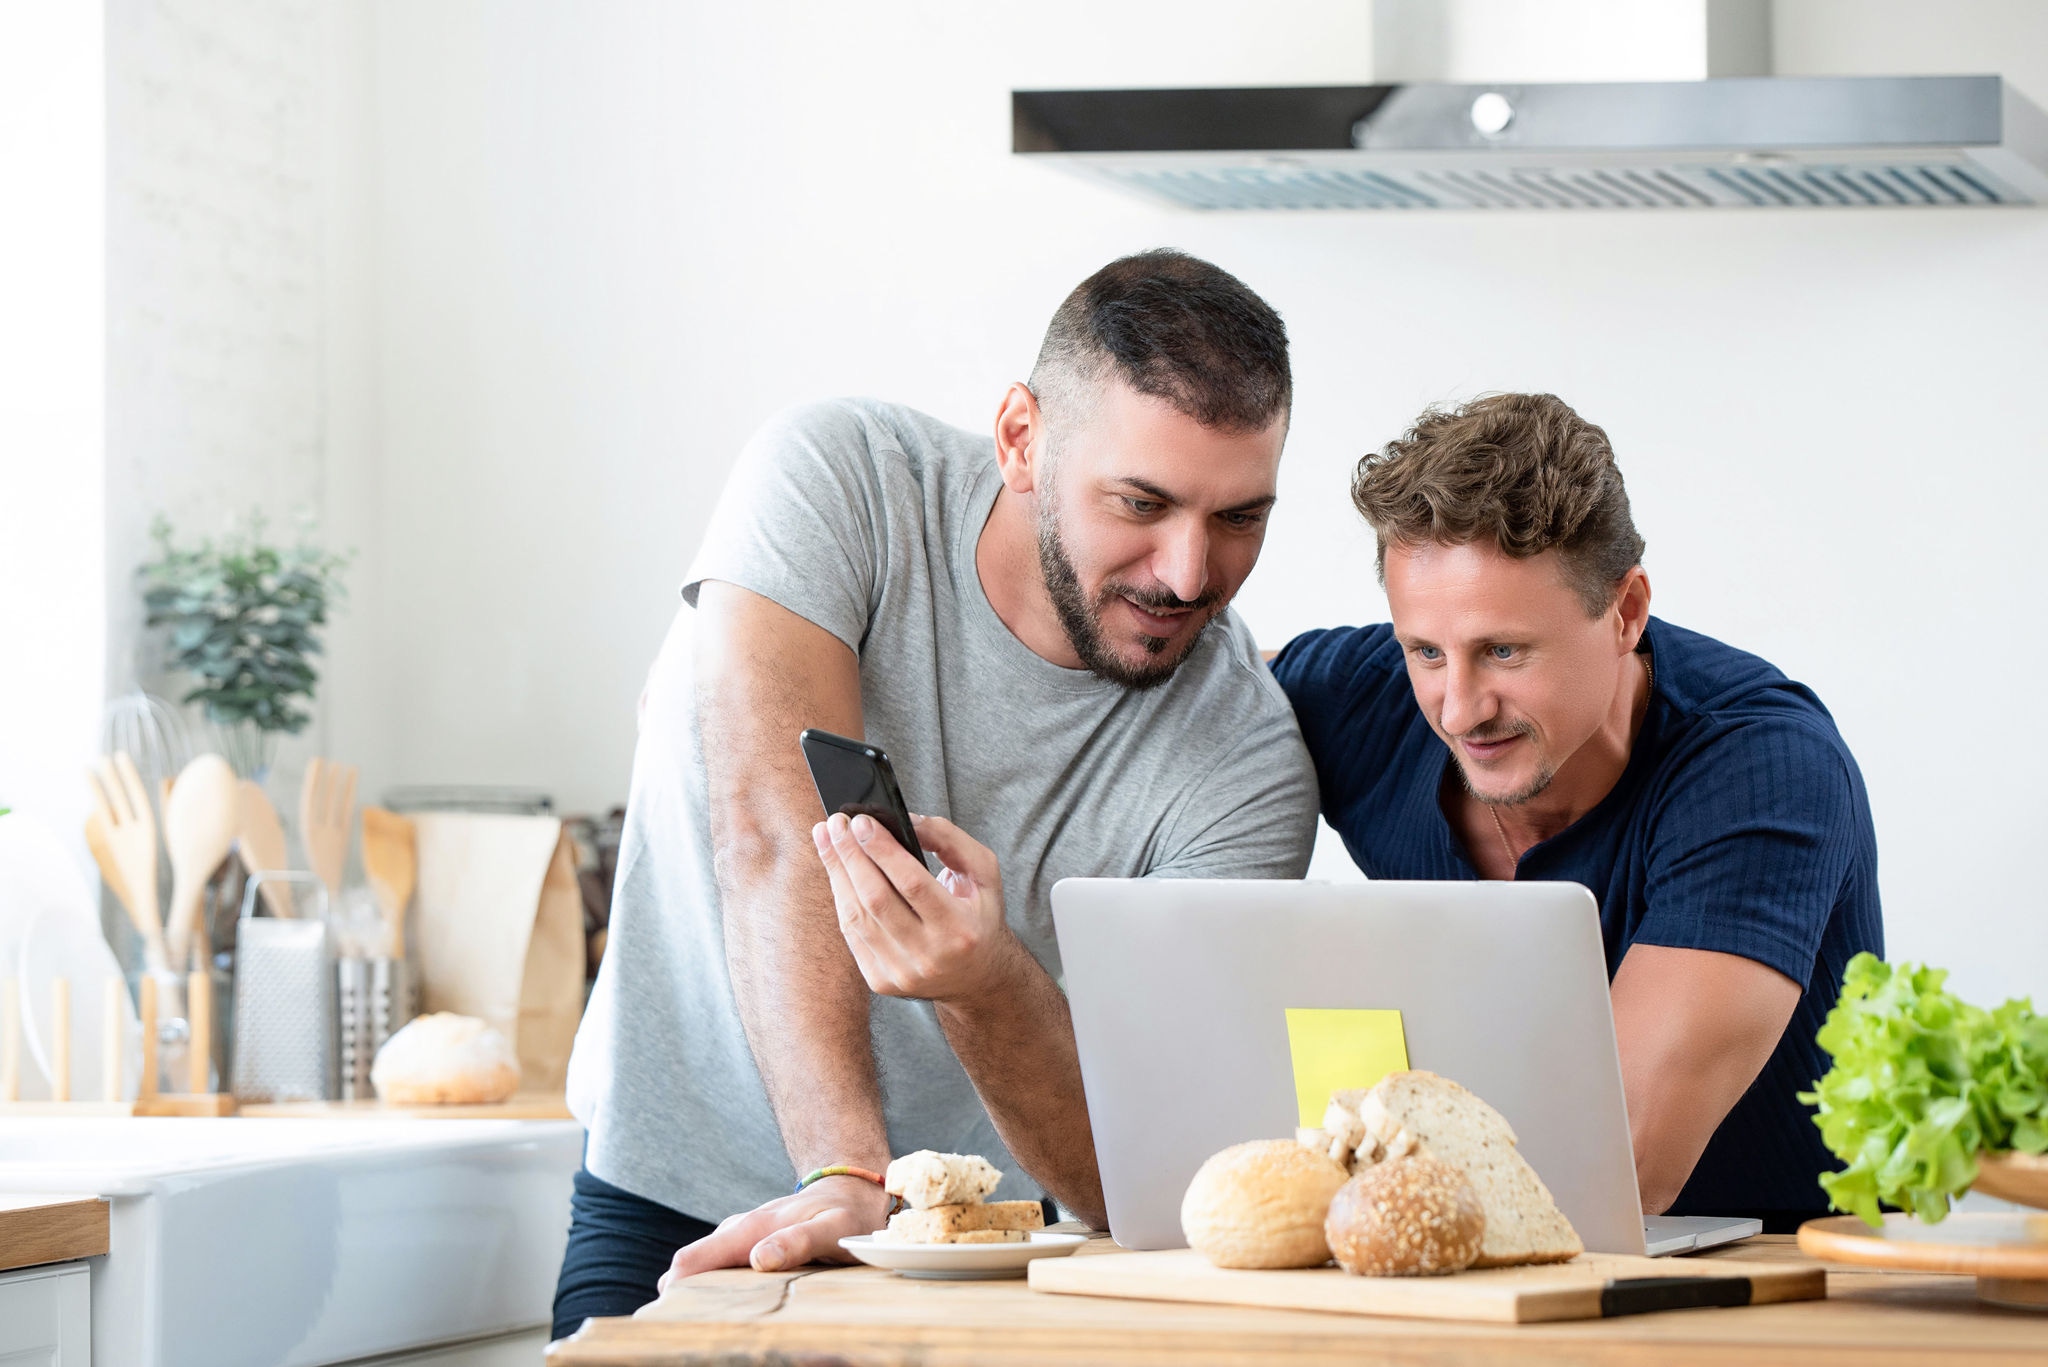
left=812, top=810, right=1028, bottom=1004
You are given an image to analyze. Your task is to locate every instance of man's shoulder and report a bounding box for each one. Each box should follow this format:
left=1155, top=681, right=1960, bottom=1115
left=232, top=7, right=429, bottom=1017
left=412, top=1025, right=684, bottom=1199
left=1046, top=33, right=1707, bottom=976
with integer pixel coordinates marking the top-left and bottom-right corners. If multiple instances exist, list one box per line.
left=1177, top=609, right=1304, bottom=721
left=1268, top=623, right=1409, bottom=717
left=1646, top=618, right=1865, bottom=805
left=1651, top=618, right=1846, bottom=743
left=752, top=397, right=988, bottom=472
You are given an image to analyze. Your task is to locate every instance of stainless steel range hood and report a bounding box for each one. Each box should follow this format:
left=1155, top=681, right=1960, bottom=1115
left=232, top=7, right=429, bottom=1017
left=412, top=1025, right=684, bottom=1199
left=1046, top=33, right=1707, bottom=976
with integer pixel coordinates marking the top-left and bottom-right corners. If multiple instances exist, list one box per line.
left=1011, top=76, right=2048, bottom=209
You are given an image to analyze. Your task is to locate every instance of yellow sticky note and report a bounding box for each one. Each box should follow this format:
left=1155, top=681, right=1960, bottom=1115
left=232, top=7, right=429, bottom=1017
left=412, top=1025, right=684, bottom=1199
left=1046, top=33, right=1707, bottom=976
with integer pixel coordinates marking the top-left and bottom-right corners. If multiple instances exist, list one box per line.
left=1283, top=1008, right=1410, bottom=1128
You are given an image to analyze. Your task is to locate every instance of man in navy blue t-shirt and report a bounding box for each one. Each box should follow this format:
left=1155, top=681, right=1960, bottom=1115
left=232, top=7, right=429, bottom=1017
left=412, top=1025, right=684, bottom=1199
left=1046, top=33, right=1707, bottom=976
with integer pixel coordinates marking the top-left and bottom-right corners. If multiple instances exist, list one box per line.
left=1271, top=393, right=1881, bottom=1228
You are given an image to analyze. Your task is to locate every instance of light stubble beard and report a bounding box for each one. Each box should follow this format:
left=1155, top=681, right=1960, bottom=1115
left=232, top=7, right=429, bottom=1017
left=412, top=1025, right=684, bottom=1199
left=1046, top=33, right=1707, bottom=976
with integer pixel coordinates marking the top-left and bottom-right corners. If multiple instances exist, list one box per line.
left=1036, top=512, right=1224, bottom=691
left=1451, top=721, right=1557, bottom=807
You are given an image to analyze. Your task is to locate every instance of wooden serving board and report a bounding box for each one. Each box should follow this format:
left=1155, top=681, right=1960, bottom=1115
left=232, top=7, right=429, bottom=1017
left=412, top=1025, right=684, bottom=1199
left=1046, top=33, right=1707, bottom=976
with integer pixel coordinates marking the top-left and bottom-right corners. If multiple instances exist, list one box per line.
left=1028, top=1248, right=1824, bottom=1324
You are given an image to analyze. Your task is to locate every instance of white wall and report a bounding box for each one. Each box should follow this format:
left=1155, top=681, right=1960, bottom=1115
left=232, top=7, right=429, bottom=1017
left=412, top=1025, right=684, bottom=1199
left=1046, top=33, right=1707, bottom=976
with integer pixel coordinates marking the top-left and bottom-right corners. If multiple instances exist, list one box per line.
left=0, top=2, right=106, bottom=841
left=96, top=0, right=376, bottom=816
left=346, top=0, right=2047, bottom=1003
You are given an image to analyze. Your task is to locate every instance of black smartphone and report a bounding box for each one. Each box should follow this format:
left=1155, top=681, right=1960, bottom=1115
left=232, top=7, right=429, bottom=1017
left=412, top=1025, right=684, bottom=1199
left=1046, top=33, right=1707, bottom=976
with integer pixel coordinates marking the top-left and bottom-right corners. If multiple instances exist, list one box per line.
left=799, top=728, right=928, bottom=863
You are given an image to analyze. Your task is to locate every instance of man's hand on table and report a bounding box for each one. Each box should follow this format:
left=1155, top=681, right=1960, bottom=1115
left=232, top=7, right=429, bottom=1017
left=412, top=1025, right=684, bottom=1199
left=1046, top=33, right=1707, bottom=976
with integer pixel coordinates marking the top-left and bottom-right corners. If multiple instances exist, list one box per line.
left=658, top=1174, right=894, bottom=1289
left=812, top=811, right=1029, bottom=1003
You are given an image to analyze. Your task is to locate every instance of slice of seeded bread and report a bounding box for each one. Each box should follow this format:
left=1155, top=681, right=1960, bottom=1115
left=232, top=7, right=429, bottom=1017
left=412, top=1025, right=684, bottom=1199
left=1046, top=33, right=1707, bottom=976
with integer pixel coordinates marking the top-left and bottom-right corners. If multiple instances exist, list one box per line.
left=1352, top=1071, right=1583, bottom=1268
left=882, top=1199, right=1045, bottom=1244
left=883, top=1151, right=1003, bottom=1210
left=947, top=1229, right=1031, bottom=1244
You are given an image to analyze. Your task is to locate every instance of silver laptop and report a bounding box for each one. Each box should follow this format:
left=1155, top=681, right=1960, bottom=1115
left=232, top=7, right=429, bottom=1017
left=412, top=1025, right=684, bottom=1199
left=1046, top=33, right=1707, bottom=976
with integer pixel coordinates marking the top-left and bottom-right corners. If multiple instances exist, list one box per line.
left=1050, top=878, right=1760, bottom=1258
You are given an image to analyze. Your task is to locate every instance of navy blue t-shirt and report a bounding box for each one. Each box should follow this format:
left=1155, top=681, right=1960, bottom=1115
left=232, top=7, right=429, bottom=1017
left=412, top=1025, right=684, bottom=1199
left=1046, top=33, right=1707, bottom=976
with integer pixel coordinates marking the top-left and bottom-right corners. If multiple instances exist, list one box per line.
left=1270, top=616, right=1882, bottom=1219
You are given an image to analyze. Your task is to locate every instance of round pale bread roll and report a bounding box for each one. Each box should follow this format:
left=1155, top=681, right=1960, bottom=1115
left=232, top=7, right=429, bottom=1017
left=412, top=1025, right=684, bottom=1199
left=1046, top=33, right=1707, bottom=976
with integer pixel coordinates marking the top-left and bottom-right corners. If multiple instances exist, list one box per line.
left=1325, top=1155, right=1486, bottom=1277
left=370, top=1012, right=522, bottom=1105
left=1181, top=1139, right=1350, bottom=1269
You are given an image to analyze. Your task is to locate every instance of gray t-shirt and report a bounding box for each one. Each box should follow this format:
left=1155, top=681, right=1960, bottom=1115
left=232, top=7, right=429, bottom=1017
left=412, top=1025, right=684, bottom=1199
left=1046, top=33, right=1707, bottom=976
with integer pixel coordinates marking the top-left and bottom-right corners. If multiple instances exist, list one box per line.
left=567, top=398, right=1317, bottom=1219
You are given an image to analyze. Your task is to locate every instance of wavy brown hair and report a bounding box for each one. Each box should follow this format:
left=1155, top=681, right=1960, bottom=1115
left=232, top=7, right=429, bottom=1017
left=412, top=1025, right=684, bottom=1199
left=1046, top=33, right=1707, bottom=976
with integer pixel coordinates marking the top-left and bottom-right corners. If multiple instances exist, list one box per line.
left=1351, top=393, right=1645, bottom=615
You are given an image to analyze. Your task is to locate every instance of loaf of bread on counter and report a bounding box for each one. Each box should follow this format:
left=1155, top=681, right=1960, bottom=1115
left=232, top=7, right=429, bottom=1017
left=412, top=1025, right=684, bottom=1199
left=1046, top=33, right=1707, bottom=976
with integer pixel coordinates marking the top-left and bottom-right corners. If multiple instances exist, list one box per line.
left=1316, top=1071, right=1581, bottom=1268
left=884, top=1150, right=1003, bottom=1210
left=1181, top=1139, right=1351, bottom=1269
left=881, top=1199, right=1045, bottom=1244
left=369, top=1011, right=521, bottom=1105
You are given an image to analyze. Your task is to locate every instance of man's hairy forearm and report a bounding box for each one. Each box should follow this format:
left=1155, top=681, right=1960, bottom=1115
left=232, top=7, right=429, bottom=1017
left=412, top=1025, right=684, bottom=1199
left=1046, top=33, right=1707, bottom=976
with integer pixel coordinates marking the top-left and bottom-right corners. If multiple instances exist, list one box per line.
left=717, top=847, right=891, bottom=1173
left=936, top=943, right=1107, bottom=1228
left=694, top=581, right=890, bottom=1177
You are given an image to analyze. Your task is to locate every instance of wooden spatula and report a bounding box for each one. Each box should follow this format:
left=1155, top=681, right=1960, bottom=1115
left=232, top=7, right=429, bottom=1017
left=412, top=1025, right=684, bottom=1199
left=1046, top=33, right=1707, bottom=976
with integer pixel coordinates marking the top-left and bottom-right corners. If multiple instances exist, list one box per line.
left=300, top=757, right=358, bottom=898
left=236, top=780, right=294, bottom=918
left=164, top=754, right=238, bottom=972
left=86, top=752, right=169, bottom=973
left=360, top=807, right=417, bottom=959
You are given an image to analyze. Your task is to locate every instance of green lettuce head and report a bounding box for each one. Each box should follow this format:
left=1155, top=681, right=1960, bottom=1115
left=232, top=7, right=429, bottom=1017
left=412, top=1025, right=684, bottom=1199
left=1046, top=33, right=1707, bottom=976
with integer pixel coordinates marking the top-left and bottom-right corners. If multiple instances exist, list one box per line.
left=1801, top=953, right=2048, bottom=1226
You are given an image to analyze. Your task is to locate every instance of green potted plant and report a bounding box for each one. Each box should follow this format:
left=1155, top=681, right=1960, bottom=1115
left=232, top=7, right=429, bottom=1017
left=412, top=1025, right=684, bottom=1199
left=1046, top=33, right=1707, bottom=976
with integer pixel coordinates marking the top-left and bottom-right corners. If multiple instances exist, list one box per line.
left=139, top=513, right=349, bottom=778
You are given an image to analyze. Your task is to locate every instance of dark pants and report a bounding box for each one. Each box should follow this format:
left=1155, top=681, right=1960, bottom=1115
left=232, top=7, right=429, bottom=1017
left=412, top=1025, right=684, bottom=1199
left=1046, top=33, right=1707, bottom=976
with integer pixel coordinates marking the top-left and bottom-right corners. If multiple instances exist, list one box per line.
left=553, top=1167, right=717, bottom=1342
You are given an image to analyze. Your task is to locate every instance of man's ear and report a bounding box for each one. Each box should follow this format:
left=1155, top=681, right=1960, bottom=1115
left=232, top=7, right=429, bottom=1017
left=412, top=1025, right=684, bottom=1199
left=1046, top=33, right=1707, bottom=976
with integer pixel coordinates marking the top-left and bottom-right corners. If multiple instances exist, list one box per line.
left=993, top=382, right=1047, bottom=495
left=1614, top=565, right=1653, bottom=651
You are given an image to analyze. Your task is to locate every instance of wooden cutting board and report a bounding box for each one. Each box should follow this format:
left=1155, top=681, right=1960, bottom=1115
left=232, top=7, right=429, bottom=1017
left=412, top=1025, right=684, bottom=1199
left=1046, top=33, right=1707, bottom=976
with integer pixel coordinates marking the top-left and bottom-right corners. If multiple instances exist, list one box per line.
left=1028, top=1248, right=1824, bottom=1324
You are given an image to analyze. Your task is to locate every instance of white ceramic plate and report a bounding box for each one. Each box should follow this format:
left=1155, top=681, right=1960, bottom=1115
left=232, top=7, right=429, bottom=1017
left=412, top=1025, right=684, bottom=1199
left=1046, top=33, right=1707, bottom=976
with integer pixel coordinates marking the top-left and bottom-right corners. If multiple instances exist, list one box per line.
left=839, top=1230, right=1088, bottom=1279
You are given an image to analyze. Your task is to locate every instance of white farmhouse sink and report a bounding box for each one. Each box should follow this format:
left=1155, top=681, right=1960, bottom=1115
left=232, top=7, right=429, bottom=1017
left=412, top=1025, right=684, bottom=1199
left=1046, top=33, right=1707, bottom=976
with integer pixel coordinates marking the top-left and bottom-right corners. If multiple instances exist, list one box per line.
left=0, top=1117, right=581, bottom=1367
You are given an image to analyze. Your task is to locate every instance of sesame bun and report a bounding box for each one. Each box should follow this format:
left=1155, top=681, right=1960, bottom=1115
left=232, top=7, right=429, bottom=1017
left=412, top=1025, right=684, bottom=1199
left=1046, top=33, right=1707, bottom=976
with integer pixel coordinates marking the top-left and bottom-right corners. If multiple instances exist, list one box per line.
left=1325, top=1155, right=1486, bottom=1277
left=1181, top=1139, right=1350, bottom=1269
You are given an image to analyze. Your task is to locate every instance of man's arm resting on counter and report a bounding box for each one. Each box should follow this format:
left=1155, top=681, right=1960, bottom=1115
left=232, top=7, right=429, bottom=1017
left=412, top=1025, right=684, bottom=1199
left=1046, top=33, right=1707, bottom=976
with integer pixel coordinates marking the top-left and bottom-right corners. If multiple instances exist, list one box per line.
left=936, top=941, right=1106, bottom=1229
left=816, top=812, right=1108, bottom=1228
left=664, top=581, right=892, bottom=1283
left=1610, top=943, right=1802, bottom=1215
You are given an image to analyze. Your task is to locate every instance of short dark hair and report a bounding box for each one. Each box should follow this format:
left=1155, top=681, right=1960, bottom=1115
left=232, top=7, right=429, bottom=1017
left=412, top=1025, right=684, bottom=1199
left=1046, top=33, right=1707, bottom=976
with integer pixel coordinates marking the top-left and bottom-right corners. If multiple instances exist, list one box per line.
left=1351, top=393, right=1646, bottom=615
left=1030, top=249, right=1291, bottom=435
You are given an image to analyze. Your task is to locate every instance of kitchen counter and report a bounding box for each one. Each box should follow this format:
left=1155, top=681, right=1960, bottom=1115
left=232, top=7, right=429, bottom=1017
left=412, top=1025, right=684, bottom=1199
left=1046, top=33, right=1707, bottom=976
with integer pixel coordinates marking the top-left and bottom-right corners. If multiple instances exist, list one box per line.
left=1, top=1116, right=581, bottom=1367
left=547, top=1233, right=2048, bottom=1366
left=0, top=1193, right=108, bottom=1272
left=237, top=1091, right=574, bottom=1119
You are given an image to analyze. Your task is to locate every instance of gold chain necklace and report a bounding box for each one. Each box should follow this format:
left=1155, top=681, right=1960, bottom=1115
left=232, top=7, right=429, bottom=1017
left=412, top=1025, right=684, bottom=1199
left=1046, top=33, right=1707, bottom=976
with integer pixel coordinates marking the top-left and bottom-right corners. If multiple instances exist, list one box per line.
left=1488, top=651, right=1653, bottom=875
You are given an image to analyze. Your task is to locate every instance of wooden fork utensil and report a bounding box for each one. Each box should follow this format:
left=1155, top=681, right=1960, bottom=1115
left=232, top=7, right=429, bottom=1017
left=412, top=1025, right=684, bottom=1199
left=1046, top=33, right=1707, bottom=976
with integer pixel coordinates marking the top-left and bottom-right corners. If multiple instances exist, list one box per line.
left=300, top=757, right=359, bottom=898
left=85, top=752, right=170, bottom=973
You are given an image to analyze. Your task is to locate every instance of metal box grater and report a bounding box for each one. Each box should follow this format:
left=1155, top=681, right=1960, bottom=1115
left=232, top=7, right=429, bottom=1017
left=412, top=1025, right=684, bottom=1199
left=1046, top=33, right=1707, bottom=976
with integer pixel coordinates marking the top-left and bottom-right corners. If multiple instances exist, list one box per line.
left=232, top=917, right=337, bottom=1102
left=338, top=957, right=418, bottom=1099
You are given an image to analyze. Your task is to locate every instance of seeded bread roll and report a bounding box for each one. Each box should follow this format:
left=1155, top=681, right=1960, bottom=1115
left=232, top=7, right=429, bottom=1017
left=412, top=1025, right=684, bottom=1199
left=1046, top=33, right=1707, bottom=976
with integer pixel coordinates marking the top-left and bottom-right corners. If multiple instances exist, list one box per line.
left=1325, top=1156, right=1486, bottom=1276
left=884, top=1151, right=1003, bottom=1210
left=1355, top=1071, right=1582, bottom=1267
left=1181, top=1139, right=1350, bottom=1269
left=882, top=1199, right=1045, bottom=1243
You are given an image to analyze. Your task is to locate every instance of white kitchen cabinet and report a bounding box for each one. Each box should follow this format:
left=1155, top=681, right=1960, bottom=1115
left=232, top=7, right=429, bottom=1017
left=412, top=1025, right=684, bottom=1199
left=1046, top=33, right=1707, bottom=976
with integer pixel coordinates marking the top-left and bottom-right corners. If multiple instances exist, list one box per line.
left=0, top=1261, right=92, bottom=1366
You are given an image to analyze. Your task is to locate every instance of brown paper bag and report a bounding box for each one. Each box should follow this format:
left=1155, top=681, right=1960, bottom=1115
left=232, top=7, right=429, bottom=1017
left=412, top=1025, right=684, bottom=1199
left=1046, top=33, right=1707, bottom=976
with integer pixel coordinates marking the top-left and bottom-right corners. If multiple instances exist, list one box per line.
left=411, top=813, right=586, bottom=1092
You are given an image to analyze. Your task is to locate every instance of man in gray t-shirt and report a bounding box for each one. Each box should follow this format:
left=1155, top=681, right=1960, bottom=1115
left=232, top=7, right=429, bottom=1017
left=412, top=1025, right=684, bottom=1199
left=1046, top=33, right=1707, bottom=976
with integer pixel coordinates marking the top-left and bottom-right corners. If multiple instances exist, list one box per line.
left=557, top=250, right=1317, bottom=1334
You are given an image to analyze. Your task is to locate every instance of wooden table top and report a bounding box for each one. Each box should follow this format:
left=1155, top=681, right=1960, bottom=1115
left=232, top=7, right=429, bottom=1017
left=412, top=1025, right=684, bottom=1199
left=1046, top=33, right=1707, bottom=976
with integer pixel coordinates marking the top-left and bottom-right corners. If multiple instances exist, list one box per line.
left=547, top=1233, right=2048, bottom=1366
left=0, top=1193, right=110, bottom=1274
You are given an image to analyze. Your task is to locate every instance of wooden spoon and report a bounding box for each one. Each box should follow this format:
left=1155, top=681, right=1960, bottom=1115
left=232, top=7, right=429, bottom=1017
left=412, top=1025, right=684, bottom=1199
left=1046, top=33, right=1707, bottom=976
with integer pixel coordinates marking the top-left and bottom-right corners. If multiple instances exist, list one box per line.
left=85, top=752, right=169, bottom=973
left=163, top=754, right=238, bottom=971
left=236, top=780, right=295, bottom=918
left=360, top=807, right=417, bottom=959
left=299, top=757, right=358, bottom=898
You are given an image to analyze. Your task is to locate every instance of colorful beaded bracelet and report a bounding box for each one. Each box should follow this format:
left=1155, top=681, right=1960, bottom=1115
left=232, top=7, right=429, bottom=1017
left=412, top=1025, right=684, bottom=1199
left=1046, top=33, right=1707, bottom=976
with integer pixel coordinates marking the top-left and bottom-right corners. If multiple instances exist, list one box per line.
left=794, top=1165, right=903, bottom=1212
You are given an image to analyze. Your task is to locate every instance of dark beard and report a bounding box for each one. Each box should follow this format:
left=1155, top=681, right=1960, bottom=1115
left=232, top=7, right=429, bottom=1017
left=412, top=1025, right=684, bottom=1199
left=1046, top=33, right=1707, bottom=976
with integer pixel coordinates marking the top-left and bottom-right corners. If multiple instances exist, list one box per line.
left=1036, top=515, right=1222, bottom=690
